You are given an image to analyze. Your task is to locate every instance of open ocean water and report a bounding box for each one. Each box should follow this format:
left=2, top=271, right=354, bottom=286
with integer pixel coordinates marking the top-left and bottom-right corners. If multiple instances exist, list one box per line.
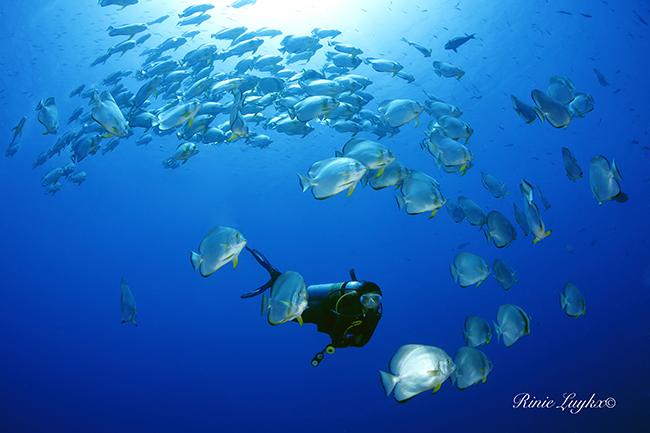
left=0, top=0, right=648, bottom=431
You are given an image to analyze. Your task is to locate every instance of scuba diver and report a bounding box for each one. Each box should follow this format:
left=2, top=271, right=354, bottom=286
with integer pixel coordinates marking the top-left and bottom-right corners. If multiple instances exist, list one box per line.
left=242, top=247, right=382, bottom=367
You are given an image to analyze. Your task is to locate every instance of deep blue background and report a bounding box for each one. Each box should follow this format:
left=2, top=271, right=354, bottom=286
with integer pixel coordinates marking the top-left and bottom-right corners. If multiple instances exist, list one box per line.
left=0, top=0, right=648, bottom=432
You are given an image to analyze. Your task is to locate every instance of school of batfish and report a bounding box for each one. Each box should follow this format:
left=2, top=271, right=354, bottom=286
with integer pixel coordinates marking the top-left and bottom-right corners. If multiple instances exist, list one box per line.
left=7, top=0, right=626, bottom=403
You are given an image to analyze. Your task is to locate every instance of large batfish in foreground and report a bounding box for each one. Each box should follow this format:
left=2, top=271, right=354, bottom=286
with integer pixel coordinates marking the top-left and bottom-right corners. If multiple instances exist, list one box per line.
left=261, top=271, right=308, bottom=325
left=380, top=344, right=455, bottom=403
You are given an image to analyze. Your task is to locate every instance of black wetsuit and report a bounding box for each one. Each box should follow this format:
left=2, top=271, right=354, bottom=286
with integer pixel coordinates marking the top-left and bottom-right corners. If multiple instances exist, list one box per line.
left=301, top=287, right=382, bottom=349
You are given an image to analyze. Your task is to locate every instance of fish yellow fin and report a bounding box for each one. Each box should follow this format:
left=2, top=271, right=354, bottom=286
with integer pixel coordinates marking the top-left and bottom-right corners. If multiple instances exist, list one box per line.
left=297, top=316, right=304, bottom=326
left=375, top=167, right=385, bottom=178
left=428, top=208, right=438, bottom=219
left=346, top=184, right=356, bottom=197
left=415, top=117, right=419, bottom=127
left=226, top=134, right=238, bottom=142
left=233, top=256, right=239, bottom=269
left=432, top=383, right=442, bottom=394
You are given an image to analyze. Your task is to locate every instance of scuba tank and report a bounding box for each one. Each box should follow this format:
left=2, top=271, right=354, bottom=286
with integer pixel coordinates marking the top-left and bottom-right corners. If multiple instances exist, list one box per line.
left=310, top=269, right=363, bottom=367
left=306, top=280, right=363, bottom=304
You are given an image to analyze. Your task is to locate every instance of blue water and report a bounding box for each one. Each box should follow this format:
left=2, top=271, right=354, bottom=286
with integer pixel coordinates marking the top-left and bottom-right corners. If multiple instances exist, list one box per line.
left=1, top=0, right=648, bottom=431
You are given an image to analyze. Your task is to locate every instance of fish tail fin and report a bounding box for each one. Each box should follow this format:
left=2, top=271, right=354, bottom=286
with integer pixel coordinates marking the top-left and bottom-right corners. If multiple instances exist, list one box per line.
left=379, top=370, right=398, bottom=398
left=450, top=370, right=457, bottom=387
left=297, top=173, right=312, bottom=192
left=483, top=227, right=492, bottom=244
left=450, top=263, right=459, bottom=283
left=261, top=293, right=271, bottom=316
left=190, top=251, right=202, bottom=272
left=611, top=159, right=623, bottom=181
left=395, top=194, right=406, bottom=212
left=493, top=321, right=502, bottom=342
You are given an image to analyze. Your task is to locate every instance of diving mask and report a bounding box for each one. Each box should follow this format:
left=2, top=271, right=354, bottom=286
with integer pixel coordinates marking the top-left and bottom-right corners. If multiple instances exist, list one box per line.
left=360, top=293, right=381, bottom=309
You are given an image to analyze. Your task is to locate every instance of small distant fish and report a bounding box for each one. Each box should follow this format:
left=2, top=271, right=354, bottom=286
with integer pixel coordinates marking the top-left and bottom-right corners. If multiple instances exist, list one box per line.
left=580, top=13, right=592, bottom=18
left=557, top=10, right=572, bottom=15
left=536, top=183, right=552, bottom=210
left=162, top=142, right=199, bottom=168
left=395, top=173, right=446, bottom=218
left=566, top=244, right=576, bottom=255
left=67, top=107, right=83, bottom=125
left=178, top=4, right=214, bottom=18
left=493, top=259, right=517, bottom=290
left=560, top=282, right=586, bottom=318
left=561, top=147, right=583, bottom=181
left=70, top=84, right=85, bottom=98
left=450, top=252, right=491, bottom=288
left=99, top=0, right=138, bottom=10
left=311, top=28, right=341, bottom=39
left=90, top=91, right=131, bottom=138
left=568, top=93, right=595, bottom=118
left=190, top=227, right=247, bottom=277
left=589, top=155, right=628, bottom=205
left=531, top=89, right=571, bottom=129
left=156, top=101, right=202, bottom=131
left=593, top=68, right=609, bottom=87
left=451, top=347, right=492, bottom=390
left=147, top=14, right=169, bottom=25
left=433, top=61, right=465, bottom=80
left=9, top=116, right=26, bottom=145
left=481, top=172, right=508, bottom=201
left=401, top=37, right=432, bottom=57
left=463, top=315, right=492, bottom=348
left=363, top=57, right=404, bottom=76
left=458, top=196, right=486, bottom=228
left=177, top=14, right=211, bottom=27
left=511, top=95, right=543, bottom=124
left=107, top=23, right=147, bottom=39
left=67, top=171, right=87, bottom=186
left=378, top=99, right=424, bottom=128
left=493, top=304, right=531, bottom=348
left=483, top=211, right=517, bottom=249
left=35, top=97, right=58, bottom=135
left=524, top=199, right=551, bottom=244
left=120, top=279, right=137, bottom=326
left=633, top=10, right=648, bottom=25
left=547, top=75, right=576, bottom=105
left=229, top=0, right=257, bottom=8
left=445, top=200, right=465, bottom=224
left=444, top=33, right=476, bottom=53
